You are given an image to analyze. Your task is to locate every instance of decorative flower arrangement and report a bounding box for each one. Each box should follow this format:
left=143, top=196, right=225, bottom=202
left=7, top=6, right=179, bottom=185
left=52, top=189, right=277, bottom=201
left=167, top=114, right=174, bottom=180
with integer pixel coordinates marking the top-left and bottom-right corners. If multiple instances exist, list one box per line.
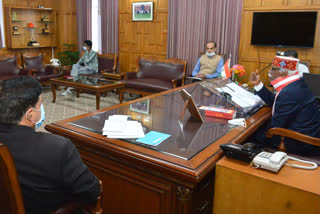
left=230, top=64, right=245, bottom=84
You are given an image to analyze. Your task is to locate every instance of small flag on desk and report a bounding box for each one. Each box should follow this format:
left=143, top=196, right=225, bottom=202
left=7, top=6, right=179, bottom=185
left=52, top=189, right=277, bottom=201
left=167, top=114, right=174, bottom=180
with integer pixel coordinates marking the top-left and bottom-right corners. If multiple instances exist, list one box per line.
left=221, top=55, right=231, bottom=79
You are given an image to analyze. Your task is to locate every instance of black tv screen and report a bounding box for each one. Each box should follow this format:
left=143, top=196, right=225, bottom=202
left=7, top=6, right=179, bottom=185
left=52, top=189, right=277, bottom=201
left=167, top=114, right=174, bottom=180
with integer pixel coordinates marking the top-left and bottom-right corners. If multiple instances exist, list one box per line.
left=251, top=12, right=317, bottom=48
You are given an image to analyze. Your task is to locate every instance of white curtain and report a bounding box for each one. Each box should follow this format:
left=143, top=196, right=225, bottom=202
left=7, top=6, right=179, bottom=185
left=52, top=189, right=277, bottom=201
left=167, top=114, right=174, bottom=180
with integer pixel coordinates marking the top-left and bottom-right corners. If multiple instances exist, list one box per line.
left=0, top=0, right=5, bottom=48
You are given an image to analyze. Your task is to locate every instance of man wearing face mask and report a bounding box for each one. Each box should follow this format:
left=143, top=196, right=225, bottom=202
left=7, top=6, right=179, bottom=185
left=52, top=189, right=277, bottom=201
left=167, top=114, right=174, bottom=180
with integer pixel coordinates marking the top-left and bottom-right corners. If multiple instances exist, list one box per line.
left=192, top=41, right=224, bottom=79
left=0, top=77, right=100, bottom=214
left=249, top=55, right=320, bottom=156
left=62, top=40, right=98, bottom=95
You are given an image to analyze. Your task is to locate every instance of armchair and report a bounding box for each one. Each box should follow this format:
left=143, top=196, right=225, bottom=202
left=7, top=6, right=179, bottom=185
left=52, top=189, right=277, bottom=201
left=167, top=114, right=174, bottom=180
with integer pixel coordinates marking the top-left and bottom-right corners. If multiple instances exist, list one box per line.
left=266, top=128, right=320, bottom=165
left=0, top=55, right=24, bottom=81
left=84, top=53, right=121, bottom=80
left=0, top=143, right=102, bottom=214
left=22, top=53, right=62, bottom=85
left=119, top=56, right=187, bottom=103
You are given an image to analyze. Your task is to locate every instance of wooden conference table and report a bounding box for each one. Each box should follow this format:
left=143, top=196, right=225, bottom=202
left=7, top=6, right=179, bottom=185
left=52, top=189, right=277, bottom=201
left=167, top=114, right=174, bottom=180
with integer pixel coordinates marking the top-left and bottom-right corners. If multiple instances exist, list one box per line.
left=45, top=79, right=271, bottom=214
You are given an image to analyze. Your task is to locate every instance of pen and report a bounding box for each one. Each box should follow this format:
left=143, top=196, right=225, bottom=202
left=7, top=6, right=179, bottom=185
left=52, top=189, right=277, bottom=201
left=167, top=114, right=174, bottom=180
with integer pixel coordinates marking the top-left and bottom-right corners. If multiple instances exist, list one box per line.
left=225, top=84, right=235, bottom=92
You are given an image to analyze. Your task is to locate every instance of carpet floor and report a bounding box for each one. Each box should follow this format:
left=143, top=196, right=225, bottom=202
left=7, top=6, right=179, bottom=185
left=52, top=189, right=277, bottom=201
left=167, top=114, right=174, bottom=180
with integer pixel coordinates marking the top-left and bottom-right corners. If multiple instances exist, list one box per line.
left=38, top=87, right=135, bottom=132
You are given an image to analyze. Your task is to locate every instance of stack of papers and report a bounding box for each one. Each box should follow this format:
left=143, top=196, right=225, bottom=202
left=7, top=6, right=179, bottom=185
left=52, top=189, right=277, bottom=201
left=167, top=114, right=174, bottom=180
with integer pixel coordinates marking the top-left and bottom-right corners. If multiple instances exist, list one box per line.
left=216, top=82, right=263, bottom=108
left=102, top=115, right=145, bottom=139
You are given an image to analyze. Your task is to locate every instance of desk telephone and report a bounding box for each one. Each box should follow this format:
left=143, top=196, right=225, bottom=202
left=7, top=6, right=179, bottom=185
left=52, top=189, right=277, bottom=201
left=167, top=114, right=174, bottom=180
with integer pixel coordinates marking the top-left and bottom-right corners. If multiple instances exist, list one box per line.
left=252, top=151, right=288, bottom=172
left=220, top=143, right=262, bottom=163
left=221, top=143, right=318, bottom=172
left=50, top=58, right=60, bottom=66
left=252, top=151, right=318, bottom=172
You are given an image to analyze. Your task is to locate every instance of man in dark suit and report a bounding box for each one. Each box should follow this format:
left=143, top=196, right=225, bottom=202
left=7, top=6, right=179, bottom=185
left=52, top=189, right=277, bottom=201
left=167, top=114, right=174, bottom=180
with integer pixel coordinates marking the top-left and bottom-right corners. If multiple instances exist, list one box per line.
left=249, top=55, right=320, bottom=156
left=0, top=77, right=100, bottom=214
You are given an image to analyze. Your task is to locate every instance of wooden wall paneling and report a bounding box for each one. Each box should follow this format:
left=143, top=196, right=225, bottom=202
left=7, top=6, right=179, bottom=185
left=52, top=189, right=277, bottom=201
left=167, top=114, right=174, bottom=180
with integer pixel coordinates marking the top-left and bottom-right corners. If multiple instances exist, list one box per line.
left=287, top=0, right=310, bottom=6
left=312, top=0, right=320, bottom=6
left=119, top=0, right=168, bottom=73
left=243, top=0, right=262, bottom=8
left=261, top=0, right=285, bottom=7
left=55, top=0, right=77, bottom=54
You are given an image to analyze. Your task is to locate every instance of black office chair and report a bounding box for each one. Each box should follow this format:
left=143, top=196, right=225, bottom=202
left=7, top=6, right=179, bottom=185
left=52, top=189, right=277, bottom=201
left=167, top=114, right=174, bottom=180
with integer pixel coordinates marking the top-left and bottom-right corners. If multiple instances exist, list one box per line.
left=303, top=73, right=320, bottom=106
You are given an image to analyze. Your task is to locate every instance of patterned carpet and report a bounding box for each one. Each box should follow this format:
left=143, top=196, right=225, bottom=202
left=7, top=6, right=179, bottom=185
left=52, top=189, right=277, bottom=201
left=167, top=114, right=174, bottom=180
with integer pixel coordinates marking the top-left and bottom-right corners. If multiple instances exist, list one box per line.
left=38, top=87, right=132, bottom=132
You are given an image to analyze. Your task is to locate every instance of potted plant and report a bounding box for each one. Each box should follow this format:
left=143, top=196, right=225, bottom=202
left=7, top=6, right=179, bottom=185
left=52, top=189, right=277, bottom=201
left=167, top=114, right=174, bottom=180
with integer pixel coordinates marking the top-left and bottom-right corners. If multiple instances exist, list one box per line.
left=57, top=44, right=80, bottom=66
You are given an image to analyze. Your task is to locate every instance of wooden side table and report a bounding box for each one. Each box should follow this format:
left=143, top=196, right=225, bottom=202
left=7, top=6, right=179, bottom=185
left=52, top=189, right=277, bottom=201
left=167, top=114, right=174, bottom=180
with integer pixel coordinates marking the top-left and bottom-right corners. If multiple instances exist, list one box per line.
left=213, top=157, right=320, bottom=214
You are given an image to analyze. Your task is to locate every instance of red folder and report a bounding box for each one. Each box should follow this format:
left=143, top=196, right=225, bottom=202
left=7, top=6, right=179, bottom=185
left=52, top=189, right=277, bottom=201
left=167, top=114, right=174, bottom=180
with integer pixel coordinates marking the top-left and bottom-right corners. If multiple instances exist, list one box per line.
left=199, top=106, right=236, bottom=120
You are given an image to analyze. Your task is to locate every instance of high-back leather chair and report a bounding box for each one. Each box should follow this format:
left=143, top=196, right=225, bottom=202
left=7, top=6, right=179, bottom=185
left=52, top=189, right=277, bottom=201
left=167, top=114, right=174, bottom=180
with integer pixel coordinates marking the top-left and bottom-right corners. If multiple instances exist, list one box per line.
left=119, top=56, right=187, bottom=103
left=0, top=143, right=102, bottom=214
left=303, top=73, right=320, bottom=105
left=98, top=53, right=118, bottom=73
left=80, top=53, right=121, bottom=81
left=0, top=55, right=24, bottom=81
left=22, top=53, right=62, bottom=85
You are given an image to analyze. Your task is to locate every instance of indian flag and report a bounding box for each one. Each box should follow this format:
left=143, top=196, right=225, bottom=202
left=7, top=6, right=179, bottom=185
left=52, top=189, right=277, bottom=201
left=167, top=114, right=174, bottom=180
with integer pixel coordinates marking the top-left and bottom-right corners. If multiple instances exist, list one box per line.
left=221, top=55, right=231, bottom=79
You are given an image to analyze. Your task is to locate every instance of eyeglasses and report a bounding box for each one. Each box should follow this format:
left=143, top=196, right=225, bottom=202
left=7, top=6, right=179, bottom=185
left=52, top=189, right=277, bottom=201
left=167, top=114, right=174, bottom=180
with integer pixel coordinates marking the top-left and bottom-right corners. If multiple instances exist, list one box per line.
left=271, top=66, right=281, bottom=71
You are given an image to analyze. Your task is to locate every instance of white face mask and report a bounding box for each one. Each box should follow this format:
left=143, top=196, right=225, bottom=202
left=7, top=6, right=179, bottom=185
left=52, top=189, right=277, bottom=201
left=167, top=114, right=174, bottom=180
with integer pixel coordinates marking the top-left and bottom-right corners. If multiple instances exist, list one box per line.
left=83, top=46, right=87, bottom=51
left=27, top=103, right=45, bottom=129
left=206, top=52, right=215, bottom=57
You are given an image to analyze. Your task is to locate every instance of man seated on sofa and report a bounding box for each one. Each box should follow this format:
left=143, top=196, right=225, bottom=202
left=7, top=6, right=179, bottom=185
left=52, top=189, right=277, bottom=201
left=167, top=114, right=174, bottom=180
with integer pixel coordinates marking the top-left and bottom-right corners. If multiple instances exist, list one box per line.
left=0, top=77, right=101, bottom=213
left=62, top=40, right=98, bottom=95
left=192, top=41, right=224, bottom=79
left=249, top=55, right=320, bottom=156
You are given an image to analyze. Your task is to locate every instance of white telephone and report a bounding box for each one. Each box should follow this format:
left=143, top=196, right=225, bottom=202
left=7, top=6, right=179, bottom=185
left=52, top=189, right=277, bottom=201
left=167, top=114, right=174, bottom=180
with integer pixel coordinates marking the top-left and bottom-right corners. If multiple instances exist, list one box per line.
left=252, top=151, right=288, bottom=172
left=50, top=58, right=60, bottom=66
left=252, top=151, right=318, bottom=172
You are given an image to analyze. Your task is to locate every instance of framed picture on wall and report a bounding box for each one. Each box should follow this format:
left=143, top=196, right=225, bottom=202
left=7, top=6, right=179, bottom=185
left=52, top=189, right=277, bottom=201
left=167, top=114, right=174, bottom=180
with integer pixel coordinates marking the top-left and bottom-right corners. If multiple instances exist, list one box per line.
left=132, top=1, right=153, bottom=21
left=130, top=99, right=150, bottom=114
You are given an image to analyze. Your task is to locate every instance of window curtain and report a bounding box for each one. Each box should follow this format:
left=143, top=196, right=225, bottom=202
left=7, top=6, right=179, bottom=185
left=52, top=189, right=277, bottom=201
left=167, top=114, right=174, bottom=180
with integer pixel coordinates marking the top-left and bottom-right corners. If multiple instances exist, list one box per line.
left=167, top=0, right=243, bottom=75
left=100, top=0, right=119, bottom=54
left=207, top=0, right=243, bottom=67
left=77, top=0, right=92, bottom=51
left=0, top=27, right=3, bottom=49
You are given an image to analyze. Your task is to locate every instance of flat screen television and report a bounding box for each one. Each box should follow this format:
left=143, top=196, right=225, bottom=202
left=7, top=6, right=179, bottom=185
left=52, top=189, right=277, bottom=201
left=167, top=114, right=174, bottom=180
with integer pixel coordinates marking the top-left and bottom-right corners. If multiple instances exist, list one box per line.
left=251, top=12, right=318, bottom=48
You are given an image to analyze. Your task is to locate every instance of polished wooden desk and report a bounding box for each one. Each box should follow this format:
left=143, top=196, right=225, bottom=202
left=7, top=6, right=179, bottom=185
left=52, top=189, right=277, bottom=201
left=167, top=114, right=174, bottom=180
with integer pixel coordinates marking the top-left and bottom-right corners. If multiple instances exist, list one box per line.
left=213, top=157, right=320, bottom=214
left=45, top=79, right=271, bottom=214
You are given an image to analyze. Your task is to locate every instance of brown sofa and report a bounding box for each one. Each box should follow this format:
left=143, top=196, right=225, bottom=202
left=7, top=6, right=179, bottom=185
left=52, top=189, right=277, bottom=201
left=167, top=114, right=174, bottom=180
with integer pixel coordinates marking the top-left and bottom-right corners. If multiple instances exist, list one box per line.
left=22, top=53, right=63, bottom=85
left=0, top=55, right=26, bottom=81
left=119, top=56, right=187, bottom=103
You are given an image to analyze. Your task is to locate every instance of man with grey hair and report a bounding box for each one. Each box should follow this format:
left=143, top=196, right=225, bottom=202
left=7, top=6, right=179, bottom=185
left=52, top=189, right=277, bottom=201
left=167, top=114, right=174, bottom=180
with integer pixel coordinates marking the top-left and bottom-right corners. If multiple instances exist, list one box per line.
left=249, top=55, right=320, bottom=156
